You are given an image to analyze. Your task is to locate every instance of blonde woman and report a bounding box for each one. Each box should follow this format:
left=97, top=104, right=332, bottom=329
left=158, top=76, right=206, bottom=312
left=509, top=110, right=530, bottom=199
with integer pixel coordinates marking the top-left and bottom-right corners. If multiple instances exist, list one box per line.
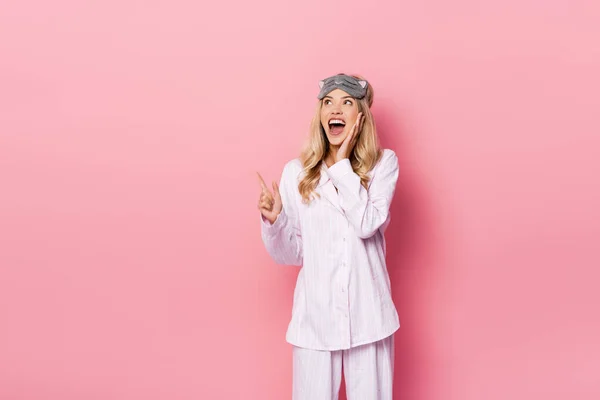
left=257, top=73, right=400, bottom=400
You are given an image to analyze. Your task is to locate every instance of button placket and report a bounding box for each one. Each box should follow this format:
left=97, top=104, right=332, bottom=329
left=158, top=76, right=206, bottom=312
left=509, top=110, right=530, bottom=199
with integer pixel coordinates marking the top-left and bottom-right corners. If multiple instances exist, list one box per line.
left=342, top=231, right=351, bottom=339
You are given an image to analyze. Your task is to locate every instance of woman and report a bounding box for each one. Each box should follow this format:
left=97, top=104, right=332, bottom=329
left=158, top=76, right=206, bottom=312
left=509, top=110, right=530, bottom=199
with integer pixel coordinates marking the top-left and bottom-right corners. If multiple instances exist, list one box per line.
left=257, top=73, right=400, bottom=399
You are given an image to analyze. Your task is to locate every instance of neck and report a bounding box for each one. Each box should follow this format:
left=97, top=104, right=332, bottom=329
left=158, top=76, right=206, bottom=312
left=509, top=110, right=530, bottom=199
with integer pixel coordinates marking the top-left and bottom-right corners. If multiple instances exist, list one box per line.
left=324, top=146, right=340, bottom=167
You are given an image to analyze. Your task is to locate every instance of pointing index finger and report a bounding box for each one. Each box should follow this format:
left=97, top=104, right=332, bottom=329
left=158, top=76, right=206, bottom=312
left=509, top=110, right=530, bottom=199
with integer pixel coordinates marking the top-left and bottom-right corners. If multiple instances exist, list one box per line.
left=256, top=172, right=269, bottom=192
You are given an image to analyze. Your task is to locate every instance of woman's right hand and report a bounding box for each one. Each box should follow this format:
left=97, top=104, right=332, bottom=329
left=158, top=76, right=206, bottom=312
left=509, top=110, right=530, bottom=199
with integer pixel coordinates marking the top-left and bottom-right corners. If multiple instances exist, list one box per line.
left=257, top=172, right=283, bottom=225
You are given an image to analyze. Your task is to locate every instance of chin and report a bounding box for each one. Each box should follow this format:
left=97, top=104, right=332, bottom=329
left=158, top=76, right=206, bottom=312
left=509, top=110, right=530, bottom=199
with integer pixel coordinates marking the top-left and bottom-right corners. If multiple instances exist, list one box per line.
left=327, top=132, right=347, bottom=145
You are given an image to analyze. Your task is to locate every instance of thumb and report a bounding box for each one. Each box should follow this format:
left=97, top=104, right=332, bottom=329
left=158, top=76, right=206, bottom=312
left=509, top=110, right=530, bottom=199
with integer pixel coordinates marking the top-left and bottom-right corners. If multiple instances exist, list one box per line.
left=273, top=181, right=281, bottom=199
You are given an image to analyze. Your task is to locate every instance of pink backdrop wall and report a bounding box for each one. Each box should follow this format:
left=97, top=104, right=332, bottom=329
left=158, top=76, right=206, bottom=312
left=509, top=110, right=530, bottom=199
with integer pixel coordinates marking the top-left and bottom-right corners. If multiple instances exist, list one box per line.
left=1, top=1, right=598, bottom=399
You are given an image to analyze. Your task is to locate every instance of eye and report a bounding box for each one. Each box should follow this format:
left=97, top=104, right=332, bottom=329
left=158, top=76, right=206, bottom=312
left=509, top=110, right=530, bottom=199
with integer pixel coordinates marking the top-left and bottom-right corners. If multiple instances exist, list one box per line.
left=324, top=100, right=331, bottom=105
left=344, top=100, right=353, bottom=105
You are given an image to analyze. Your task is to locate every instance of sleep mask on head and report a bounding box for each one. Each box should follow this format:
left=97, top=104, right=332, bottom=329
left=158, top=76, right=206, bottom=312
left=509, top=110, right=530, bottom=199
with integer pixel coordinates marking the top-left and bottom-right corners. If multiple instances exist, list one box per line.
left=317, top=73, right=368, bottom=100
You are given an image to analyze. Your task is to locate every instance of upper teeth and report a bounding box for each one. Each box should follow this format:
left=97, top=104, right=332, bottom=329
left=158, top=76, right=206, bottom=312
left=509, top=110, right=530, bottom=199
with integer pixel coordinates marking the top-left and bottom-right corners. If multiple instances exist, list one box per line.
left=329, top=119, right=345, bottom=125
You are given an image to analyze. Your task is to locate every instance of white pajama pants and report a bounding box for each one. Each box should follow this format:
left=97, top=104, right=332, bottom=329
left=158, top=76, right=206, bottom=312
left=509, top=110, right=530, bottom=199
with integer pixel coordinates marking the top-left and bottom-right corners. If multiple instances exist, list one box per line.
left=292, top=334, right=395, bottom=400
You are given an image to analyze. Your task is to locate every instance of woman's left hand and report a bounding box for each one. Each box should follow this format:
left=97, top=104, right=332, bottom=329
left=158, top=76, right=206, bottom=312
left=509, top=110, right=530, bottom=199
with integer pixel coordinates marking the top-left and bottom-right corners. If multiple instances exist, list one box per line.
left=335, top=112, right=364, bottom=163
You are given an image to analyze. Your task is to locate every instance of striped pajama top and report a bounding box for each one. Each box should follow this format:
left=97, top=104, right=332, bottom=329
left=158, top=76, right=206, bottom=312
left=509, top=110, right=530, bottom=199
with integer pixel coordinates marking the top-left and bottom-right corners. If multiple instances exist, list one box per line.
left=260, top=148, right=401, bottom=351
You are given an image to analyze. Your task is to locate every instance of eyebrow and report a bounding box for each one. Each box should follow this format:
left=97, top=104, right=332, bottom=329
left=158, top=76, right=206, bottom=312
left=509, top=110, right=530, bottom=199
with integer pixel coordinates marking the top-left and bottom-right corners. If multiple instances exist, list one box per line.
left=323, top=96, right=354, bottom=100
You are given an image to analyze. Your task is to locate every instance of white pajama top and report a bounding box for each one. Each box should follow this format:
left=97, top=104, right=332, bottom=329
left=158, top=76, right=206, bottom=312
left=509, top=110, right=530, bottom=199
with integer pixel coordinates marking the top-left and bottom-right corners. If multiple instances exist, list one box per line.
left=260, top=148, right=401, bottom=351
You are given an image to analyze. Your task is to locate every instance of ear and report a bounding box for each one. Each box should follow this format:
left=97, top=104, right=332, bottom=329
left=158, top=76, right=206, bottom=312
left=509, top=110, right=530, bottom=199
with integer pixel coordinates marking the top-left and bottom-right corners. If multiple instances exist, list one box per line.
left=358, top=80, right=367, bottom=88
left=318, top=80, right=325, bottom=89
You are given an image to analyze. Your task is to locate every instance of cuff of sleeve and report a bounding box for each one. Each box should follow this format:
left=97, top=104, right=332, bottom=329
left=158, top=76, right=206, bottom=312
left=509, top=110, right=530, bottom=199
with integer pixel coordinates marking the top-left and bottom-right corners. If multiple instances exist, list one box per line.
left=260, top=208, right=288, bottom=236
left=326, top=158, right=353, bottom=186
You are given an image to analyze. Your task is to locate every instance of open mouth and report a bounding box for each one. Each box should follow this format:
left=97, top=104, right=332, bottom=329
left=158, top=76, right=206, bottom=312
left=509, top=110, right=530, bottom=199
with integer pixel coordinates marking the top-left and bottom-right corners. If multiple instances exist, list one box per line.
left=328, top=118, right=346, bottom=135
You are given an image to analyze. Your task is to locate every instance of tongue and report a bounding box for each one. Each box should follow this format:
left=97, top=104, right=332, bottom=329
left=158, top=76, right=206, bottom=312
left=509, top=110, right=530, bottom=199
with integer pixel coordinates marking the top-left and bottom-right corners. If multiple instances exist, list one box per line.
left=331, top=125, right=344, bottom=135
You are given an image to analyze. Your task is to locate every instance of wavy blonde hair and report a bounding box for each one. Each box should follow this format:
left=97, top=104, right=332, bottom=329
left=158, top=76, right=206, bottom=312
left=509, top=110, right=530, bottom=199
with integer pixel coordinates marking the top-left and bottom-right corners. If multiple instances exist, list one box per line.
left=298, top=73, right=382, bottom=204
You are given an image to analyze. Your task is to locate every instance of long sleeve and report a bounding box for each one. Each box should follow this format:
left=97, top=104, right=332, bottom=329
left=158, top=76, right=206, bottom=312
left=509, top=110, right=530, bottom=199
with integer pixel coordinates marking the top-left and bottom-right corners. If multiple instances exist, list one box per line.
left=260, top=161, right=303, bottom=266
left=326, top=149, right=399, bottom=239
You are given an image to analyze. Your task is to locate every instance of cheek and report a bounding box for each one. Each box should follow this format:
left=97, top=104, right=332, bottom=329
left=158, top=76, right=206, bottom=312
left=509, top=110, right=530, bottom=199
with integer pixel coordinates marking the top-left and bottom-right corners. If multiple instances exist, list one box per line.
left=320, top=115, right=328, bottom=127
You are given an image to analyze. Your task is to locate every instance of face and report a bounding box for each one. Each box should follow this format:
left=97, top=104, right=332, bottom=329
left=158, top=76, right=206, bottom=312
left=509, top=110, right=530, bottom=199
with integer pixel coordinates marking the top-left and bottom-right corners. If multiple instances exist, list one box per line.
left=320, top=89, right=360, bottom=146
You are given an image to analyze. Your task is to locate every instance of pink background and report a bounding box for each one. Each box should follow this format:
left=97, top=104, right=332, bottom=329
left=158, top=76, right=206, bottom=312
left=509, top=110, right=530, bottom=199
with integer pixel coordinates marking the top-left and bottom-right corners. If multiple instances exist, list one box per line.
left=1, top=1, right=599, bottom=399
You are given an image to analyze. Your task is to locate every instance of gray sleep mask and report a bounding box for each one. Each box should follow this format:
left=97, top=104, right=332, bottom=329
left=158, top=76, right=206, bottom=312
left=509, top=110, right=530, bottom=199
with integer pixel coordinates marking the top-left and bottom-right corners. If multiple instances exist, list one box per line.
left=317, top=74, right=368, bottom=100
